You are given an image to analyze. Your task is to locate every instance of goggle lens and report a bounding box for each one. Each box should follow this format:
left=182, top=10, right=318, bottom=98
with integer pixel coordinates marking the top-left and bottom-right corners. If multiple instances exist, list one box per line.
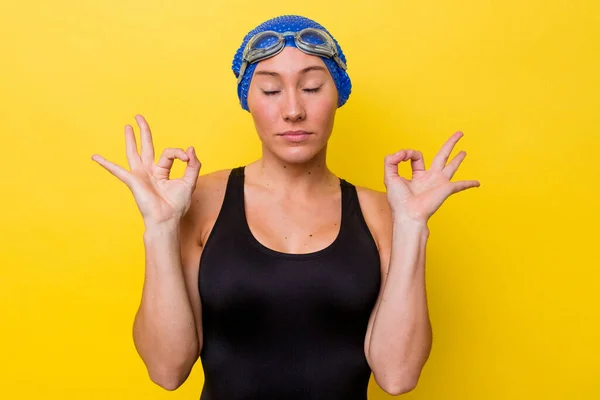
left=298, top=30, right=329, bottom=46
left=251, top=32, right=281, bottom=50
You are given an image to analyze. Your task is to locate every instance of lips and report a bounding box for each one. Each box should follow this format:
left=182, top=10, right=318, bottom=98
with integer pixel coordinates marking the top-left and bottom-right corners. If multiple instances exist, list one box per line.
left=278, top=130, right=312, bottom=143
left=280, top=130, right=311, bottom=136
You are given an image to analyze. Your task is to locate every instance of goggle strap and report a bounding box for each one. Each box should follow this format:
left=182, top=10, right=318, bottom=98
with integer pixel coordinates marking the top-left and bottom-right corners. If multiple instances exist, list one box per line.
left=237, top=61, right=247, bottom=84
left=333, top=55, right=347, bottom=71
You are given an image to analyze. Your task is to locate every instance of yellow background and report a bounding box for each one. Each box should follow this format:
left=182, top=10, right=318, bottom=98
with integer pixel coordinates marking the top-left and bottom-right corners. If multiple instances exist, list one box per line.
left=1, top=0, right=598, bottom=398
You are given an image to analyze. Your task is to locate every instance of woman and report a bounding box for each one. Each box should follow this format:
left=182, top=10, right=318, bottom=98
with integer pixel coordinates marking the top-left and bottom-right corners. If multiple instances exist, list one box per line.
left=92, top=14, right=479, bottom=400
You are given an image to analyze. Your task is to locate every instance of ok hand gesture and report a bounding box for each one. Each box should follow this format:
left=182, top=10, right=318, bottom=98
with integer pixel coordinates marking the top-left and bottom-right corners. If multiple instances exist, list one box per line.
left=92, top=115, right=201, bottom=227
left=384, top=131, right=480, bottom=223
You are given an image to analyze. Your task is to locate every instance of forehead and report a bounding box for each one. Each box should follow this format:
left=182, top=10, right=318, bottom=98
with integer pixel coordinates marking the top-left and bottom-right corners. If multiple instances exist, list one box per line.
left=254, top=46, right=328, bottom=76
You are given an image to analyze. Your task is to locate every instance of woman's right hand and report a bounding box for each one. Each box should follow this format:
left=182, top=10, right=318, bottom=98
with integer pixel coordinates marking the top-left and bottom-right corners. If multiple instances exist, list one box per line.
left=92, top=115, right=202, bottom=227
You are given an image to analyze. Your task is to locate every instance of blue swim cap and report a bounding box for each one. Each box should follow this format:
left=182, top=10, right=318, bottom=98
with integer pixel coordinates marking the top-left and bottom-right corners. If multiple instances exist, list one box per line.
left=232, top=15, right=352, bottom=111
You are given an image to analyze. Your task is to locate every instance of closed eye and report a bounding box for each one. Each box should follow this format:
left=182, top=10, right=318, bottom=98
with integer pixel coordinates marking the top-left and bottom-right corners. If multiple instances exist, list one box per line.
left=262, top=87, right=321, bottom=95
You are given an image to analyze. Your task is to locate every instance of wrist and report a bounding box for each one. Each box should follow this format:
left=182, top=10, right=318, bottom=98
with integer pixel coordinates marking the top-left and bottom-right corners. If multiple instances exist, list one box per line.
left=392, top=217, right=430, bottom=234
left=143, top=218, right=180, bottom=238
left=392, top=214, right=428, bottom=227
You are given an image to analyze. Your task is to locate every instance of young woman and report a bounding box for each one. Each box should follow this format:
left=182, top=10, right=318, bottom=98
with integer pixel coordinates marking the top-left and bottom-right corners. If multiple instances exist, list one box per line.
left=92, top=14, right=479, bottom=400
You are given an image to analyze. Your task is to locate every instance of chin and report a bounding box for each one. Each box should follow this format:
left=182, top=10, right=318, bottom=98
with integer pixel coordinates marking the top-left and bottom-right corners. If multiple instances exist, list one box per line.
left=270, top=143, right=325, bottom=165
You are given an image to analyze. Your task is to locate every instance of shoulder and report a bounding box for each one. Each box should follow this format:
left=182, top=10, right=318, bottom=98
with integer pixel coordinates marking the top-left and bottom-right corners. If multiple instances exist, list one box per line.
left=354, top=185, right=393, bottom=263
left=192, top=168, right=232, bottom=208
left=181, top=168, right=233, bottom=247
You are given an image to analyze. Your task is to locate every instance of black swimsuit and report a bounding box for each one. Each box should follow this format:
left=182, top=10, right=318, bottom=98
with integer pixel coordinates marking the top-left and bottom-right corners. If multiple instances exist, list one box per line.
left=198, top=166, right=381, bottom=399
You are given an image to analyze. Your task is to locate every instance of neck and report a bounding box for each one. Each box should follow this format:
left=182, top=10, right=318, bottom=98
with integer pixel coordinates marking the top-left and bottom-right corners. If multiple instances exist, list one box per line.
left=245, top=145, right=338, bottom=195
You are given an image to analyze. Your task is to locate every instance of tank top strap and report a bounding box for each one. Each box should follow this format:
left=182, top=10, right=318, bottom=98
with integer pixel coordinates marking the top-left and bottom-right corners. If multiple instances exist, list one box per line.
left=231, top=166, right=245, bottom=178
left=339, top=178, right=357, bottom=219
left=227, top=166, right=245, bottom=193
left=211, top=166, right=245, bottom=225
left=339, top=178, right=373, bottom=237
left=231, top=166, right=246, bottom=206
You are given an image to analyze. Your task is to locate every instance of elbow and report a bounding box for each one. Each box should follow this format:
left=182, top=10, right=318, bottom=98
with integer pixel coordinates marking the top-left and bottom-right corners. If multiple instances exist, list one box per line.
left=373, top=368, right=421, bottom=396
left=152, top=376, right=183, bottom=392
left=136, top=339, right=201, bottom=391
left=147, top=350, right=199, bottom=391
left=381, top=377, right=419, bottom=396
left=148, top=366, right=190, bottom=391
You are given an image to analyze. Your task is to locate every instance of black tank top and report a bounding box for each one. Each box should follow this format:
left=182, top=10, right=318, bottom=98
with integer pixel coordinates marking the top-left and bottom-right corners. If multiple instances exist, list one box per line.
left=198, top=166, right=381, bottom=400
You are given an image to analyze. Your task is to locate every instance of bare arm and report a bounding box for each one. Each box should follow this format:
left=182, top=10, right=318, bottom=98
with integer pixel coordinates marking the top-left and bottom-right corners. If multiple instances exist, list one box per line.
left=365, top=133, right=479, bottom=395
left=132, top=170, right=227, bottom=390
left=132, top=213, right=203, bottom=390
left=360, top=189, right=432, bottom=396
left=91, top=115, right=204, bottom=391
left=367, top=215, right=432, bottom=395
left=131, top=167, right=230, bottom=390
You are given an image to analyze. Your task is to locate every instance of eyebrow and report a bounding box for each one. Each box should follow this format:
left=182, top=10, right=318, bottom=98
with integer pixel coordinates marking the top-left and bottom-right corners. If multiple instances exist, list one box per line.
left=254, top=65, right=327, bottom=77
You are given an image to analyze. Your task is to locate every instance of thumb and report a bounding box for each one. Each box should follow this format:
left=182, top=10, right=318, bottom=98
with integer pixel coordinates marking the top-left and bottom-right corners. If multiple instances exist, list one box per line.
left=182, top=146, right=202, bottom=188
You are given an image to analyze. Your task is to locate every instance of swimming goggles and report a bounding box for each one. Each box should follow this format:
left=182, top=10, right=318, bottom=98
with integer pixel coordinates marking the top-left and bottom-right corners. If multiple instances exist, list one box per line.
left=237, top=28, right=348, bottom=84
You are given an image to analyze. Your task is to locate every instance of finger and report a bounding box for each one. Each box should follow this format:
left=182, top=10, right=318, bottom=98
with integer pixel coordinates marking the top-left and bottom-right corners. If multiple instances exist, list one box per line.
left=384, top=151, right=405, bottom=183
left=443, top=150, right=467, bottom=179
left=384, top=149, right=425, bottom=181
left=156, top=148, right=190, bottom=178
left=403, top=149, right=426, bottom=177
left=182, top=147, right=202, bottom=188
left=125, top=124, right=142, bottom=170
left=431, top=131, right=463, bottom=170
left=450, top=179, right=481, bottom=194
left=135, top=115, right=155, bottom=166
left=91, top=154, right=133, bottom=187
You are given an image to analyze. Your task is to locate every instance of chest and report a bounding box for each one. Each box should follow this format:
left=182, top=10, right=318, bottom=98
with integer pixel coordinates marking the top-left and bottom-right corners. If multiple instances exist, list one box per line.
left=198, top=175, right=383, bottom=338
left=244, top=187, right=342, bottom=255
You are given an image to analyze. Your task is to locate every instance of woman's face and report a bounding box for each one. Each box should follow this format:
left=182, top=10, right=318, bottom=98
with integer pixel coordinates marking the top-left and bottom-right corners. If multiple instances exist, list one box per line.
left=247, top=46, right=339, bottom=164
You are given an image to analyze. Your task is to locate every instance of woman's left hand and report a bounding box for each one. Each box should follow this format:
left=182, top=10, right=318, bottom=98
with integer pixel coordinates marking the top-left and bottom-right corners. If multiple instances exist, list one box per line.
left=384, top=131, right=480, bottom=224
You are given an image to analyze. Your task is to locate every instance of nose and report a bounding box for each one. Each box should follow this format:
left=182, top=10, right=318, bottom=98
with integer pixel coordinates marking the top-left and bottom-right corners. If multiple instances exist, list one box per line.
left=281, top=90, right=306, bottom=122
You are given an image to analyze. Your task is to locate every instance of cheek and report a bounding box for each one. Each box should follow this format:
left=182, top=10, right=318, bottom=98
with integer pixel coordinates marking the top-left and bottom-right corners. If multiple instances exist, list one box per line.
left=249, top=95, right=279, bottom=131
left=308, top=93, right=337, bottom=125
